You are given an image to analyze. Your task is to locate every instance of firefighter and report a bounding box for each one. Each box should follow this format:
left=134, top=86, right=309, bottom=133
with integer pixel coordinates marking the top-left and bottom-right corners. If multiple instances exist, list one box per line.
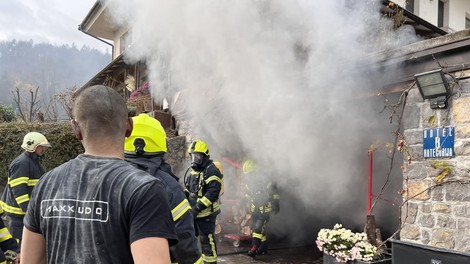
left=0, top=132, right=50, bottom=243
left=0, top=208, right=19, bottom=264
left=242, top=159, right=280, bottom=259
left=184, top=140, right=223, bottom=264
left=124, top=113, right=202, bottom=264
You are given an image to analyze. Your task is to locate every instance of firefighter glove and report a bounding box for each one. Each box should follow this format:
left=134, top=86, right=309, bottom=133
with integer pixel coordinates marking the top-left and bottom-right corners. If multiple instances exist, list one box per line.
left=192, top=203, right=203, bottom=216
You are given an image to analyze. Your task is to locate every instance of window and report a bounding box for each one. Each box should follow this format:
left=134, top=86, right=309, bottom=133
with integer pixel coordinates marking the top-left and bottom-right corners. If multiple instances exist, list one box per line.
left=405, top=0, right=414, bottom=13
left=119, top=31, right=132, bottom=54
left=466, top=13, right=470, bottom=29
left=438, top=0, right=445, bottom=27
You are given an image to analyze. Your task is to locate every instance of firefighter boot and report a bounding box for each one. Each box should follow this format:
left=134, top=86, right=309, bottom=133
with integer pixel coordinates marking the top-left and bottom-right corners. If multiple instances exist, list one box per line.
left=248, top=245, right=258, bottom=259
left=257, top=242, right=268, bottom=255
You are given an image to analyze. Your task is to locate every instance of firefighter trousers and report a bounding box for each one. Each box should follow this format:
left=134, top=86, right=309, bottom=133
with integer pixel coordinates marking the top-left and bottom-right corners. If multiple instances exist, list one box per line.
left=195, top=214, right=218, bottom=264
left=251, top=212, right=270, bottom=248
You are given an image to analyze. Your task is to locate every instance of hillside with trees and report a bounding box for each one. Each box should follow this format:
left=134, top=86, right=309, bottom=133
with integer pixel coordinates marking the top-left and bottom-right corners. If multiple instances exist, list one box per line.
left=0, top=40, right=110, bottom=121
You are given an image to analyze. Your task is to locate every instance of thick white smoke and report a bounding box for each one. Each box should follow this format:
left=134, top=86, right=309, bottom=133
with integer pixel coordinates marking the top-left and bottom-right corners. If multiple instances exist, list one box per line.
left=108, top=0, right=419, bottom=243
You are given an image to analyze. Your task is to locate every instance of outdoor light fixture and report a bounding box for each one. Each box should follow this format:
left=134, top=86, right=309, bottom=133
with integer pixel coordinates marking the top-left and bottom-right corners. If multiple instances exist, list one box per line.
left=414, top=69, right=451, bottom=109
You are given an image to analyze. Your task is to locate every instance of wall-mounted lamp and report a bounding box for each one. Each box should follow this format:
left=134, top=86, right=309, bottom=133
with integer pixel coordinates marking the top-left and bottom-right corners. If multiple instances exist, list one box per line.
left=414, top=69, right=451, bottom=109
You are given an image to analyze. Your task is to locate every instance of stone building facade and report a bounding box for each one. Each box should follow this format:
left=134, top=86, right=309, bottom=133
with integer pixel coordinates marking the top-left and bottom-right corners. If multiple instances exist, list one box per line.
left=165, top=136, right=188, bottom=178
left=400, top=79, right=470, bottom=252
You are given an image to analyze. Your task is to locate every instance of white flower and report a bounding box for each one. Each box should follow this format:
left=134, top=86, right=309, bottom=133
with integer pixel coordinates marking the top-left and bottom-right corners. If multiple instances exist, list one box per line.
left=316, top=223, right=379, bottom=262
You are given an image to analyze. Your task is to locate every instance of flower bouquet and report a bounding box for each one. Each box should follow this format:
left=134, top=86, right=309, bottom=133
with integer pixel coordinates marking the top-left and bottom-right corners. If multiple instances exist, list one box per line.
left=316, top=224, right=389, bottom=264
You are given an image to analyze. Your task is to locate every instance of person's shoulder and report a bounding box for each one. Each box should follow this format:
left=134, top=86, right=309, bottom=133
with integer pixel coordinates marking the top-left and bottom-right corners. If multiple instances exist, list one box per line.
left=205, top=162, right=222, bottom=177
left=38, top=158, right=75, bottom=181
left=112, top=159, right=154, bottom=177
left=155, top=169, right=180, bottom=188
left=10, top=152, right=27, bottom=165
left=109, top=160, right=163, bottom=188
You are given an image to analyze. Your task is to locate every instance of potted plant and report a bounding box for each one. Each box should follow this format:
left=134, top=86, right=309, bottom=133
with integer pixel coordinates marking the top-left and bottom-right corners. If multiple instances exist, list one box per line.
left=127, top=81, right=153, bottom=112
left=316, top=224, right=391, bottom=264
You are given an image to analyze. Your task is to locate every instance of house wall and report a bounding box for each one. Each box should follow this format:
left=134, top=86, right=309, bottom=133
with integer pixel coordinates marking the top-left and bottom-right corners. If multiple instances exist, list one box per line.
left=395, top=0, right=470, bottom=31
left=448, top=0, right=470, bottom=31
left=113, top=28, right=129, bottom=59
left=414, top=0, right=439, bottom=26
left=400, top=80, right=470, bottom=252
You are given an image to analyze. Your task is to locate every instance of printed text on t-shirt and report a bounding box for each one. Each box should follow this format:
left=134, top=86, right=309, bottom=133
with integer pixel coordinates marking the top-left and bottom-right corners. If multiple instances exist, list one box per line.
left=40, top=199, right=109, bottom=222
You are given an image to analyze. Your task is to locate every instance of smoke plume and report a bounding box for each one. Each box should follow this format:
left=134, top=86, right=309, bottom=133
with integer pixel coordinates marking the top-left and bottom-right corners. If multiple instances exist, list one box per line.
left=108, top=0, right=419, bottom=245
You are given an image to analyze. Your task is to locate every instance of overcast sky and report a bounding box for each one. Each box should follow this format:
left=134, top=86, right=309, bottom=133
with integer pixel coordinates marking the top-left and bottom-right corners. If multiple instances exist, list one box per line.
left=0, top=0, right=110, bottom=53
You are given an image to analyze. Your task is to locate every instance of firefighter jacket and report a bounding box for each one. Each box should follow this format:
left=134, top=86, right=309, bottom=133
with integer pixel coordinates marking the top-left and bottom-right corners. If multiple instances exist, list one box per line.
left=184, top=161, right=223, bottom=219
left=0, top=208, right=19, bottom=264
left=1, top=151, right=45, bottom=216
left=244, top=175, right=280, bottom=215
left=125, top=155, right=202, bottom=264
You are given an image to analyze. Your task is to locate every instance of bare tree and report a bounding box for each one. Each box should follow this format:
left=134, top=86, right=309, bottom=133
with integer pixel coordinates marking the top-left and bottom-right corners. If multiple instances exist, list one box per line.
left=55, top=86, right=77, bottom=119
left=11, top=85, right=41, bottom=122
left=43, top=96, right=59, bottom=122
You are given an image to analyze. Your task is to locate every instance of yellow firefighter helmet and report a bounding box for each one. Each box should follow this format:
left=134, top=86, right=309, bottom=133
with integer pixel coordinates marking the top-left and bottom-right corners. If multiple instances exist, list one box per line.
left=187, top=139, right=209, bottom=156
left=242, top=159, right=255, bottom=174
left=124, top=113, right=167, bottom=155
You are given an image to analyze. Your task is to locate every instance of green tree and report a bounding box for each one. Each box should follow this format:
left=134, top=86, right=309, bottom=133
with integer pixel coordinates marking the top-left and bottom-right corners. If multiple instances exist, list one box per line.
left=0, top=104, right=16, bottom=122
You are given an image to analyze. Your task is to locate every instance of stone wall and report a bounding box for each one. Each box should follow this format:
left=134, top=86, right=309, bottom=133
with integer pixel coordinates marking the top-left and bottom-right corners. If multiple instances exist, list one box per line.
left=165, top=135, right=189, bottom=179
left=401, top=79, right=470, bottom=252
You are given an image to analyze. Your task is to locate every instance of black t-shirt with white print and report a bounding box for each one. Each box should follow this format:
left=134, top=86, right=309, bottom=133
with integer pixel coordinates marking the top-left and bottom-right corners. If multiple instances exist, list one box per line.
left=24, top=154, right=177, bottom=264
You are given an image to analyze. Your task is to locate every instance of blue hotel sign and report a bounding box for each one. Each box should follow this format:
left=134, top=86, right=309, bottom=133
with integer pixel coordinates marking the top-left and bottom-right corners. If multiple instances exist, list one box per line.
left=423, top=127, right=454, bottom=158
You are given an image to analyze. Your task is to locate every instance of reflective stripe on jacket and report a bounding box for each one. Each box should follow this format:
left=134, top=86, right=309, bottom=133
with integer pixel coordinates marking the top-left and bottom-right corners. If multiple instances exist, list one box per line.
left=1, top=152, right=44, bottom=216
left=185, top=162, right=223, bottom=219
left=125, top=155, right=202, bottom=264
left=246, top=179, right=280, bottom=214
left=0, top=208, right=20, bottom=257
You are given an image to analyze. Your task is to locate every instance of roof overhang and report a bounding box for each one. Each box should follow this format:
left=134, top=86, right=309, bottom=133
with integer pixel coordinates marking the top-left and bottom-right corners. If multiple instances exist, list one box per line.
left=370, top=30, right=470, bottom=94
left=78, top=0, right=117, bottom=41
left=81, top=53, right=128, bottom=89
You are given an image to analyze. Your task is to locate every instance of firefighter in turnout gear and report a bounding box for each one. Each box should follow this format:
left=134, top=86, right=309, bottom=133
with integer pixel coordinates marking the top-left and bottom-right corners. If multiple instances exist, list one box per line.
left=0, top=132, right=50, bottom=243
left=184, top=140, right=223, bottom=264
left=124, top=113, right=202, bottom=264
left=0, top=208, right=19, bottom=264
left=242, top=160, right=280, bottom=259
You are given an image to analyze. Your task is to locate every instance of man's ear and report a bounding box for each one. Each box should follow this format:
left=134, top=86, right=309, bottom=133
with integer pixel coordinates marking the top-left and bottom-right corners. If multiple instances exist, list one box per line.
left=71, top=119, right=83, bottom=141
left=125, top=117, right=133, bottom=137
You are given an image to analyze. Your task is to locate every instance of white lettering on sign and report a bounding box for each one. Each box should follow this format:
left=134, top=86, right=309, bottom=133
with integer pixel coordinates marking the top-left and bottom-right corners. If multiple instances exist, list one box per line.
left=41, top=199, right=109, bottom=222
left=423, top=127, right=454, bottom=158
left=435, top=136, right=440, bottom=150
left=423, top=127, right=454, bottom=138
left=423, top=148, right=453, bottom=158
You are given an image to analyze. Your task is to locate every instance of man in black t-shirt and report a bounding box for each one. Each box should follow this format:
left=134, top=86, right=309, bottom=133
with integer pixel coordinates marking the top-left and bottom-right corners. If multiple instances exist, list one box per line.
left=21, top=85, right=177, bottom=264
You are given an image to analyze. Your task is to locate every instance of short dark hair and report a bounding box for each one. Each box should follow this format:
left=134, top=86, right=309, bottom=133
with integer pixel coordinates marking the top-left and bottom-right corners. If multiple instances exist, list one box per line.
left=73, top=85, right=128, bottom=139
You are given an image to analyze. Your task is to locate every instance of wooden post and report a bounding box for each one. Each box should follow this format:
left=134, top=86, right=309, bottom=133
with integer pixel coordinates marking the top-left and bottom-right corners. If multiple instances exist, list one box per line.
left=365, top=215, right=377, bottom=246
